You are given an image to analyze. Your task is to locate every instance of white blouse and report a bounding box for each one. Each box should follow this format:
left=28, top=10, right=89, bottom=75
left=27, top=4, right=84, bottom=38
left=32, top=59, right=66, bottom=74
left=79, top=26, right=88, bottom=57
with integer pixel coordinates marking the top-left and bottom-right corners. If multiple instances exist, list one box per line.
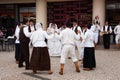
left=114, top=25, right=120, bottom=35
left=82, top=29, right=94, bottom=47
left=30, top=29, right=53, bottom=47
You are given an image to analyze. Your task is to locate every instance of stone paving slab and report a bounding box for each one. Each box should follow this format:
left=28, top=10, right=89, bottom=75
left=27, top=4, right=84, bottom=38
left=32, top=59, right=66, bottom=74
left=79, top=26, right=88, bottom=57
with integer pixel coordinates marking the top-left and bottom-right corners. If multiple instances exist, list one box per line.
left=0, top=47, right=120, bottom=80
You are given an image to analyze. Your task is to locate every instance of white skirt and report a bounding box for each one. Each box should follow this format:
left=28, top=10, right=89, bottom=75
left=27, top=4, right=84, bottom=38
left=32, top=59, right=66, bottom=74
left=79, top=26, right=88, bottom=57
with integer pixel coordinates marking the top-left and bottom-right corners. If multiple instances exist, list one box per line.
left=47, top=39, right=62, bottom=56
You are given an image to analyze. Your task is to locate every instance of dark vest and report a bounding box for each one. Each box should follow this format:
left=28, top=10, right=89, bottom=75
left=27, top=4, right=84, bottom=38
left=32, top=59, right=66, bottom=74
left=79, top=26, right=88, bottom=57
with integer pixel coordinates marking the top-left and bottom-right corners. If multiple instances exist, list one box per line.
left=103, top=25, right=110, bottom=31
left=103, top=25, right=111, bottom=34
left=19, top=26, right=30, bottom=43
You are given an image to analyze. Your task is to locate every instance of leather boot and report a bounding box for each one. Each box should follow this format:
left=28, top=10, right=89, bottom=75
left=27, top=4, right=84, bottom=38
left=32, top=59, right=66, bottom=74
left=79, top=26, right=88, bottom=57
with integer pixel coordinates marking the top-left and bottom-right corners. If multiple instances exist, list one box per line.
left=59, top=64, right=64, bottom=75
left=33, top=69, right=37, bottom=74
left=48, top=70, right=53, bottom=74
left=74, top=61, right=80, bottom=73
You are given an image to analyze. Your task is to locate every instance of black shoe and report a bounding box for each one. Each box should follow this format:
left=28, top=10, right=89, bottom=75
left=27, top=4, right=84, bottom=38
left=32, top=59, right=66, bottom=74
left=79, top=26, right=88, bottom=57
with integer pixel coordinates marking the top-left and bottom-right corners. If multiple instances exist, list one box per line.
left=18, top=65, right=24, bottom=68
left=68, top=57, right=71, bottom=59
left=26, top=67, right=29, bottom=70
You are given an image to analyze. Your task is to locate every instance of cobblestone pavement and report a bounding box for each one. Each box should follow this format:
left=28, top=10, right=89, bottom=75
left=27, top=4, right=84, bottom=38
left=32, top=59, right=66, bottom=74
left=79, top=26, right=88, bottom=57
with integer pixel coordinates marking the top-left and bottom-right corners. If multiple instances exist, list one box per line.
left=0, top=45, right=120, bottom=80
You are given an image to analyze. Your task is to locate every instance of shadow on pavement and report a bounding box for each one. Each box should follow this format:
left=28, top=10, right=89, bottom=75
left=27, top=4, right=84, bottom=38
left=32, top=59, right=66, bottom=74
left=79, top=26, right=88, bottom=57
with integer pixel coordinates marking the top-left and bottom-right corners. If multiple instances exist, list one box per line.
left=22, top=72, right=51, bottom=80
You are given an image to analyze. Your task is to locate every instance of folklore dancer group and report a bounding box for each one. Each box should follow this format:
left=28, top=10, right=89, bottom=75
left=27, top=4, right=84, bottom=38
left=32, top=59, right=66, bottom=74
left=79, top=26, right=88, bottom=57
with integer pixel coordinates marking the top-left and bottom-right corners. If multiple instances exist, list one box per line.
left=14, top=18, right=120, bottom=75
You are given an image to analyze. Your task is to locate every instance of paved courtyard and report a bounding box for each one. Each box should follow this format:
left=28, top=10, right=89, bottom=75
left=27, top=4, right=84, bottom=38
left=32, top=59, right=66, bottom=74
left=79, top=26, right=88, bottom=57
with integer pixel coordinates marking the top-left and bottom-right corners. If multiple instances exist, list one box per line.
left=0, top=45, right=120, bottom=80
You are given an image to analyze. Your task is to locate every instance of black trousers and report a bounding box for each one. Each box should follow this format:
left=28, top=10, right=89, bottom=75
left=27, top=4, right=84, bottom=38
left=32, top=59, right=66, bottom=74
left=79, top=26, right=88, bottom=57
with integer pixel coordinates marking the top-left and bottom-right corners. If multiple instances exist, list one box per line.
left=103, top=34, right=110, bottom=49
left=19, top=42, right=29, bottom=68
left=15, top=43, right=20, bottom=61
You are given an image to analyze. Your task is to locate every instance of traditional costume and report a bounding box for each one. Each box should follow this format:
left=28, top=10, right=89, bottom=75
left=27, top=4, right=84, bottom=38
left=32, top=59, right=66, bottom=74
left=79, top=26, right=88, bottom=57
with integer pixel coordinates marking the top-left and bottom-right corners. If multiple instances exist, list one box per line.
left=29, top=23, right=53, bottom=74
left=72, top=24, right=84, bottom=61
left=14, top=25, right=21, bottom=63
left=114, top=23, right=120, bottom=48
left=19, top=22, right=32, bottom=69
left=101, top=23, right=112, bottom=49
left=55, top=24, right=80, bottom=75
left=81, top=28, right=96, bottom=71
left=47, top=23, right=62, bottom=56
left=90, top=23, right=100, bottom=47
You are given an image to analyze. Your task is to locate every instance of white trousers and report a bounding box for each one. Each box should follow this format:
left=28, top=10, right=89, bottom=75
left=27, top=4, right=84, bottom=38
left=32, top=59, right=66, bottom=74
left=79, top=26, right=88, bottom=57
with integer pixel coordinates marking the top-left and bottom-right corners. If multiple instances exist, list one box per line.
left=60, top=44, right=78, bottom=64
left=115, top=35, right=120, bottom=44
left=75, top=41, right=84, bottom=60
left=93, top=32, right=99, bottom=44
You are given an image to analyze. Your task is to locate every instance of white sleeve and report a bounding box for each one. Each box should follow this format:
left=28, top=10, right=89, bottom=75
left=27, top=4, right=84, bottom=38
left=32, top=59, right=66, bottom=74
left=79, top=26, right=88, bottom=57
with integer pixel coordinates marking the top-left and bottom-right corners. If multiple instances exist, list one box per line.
left=23, top=27, right=32, bottom=37
left=47, top=28, right=52, bottom=35
left=77, top=26, right=82, bottom=32
left=97, top=25, right=101, bottom=30
left=74, top=31, right=80, bottom=40
left=44, top=31, right=53, bottom=39
left=90, top=26, right=94, bottom=32
left=81, top=32, right=88, bottom=47
left=83, top=32, right=87, bottom=41
left=114, top=26, right=117, bottom=34
left=15, top=27, right=19, bottom=40
left=80, top=32, right=84, bottom=38
left=109, top=26, right=112, bottom=33
left=54, top=31, right=63, bottom=40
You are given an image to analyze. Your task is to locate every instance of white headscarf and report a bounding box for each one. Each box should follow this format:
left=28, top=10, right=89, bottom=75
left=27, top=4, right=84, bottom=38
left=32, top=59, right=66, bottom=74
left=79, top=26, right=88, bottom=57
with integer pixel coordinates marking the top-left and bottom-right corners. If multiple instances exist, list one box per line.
left=48, top=23, right=58, bottom=30
left=30, top=23, right=43, bottom=44
left=47, top=23, right=58, bottom=35
left=35, top=23, right=43, bottom=30
left=48, top=23, right=52, bottom=28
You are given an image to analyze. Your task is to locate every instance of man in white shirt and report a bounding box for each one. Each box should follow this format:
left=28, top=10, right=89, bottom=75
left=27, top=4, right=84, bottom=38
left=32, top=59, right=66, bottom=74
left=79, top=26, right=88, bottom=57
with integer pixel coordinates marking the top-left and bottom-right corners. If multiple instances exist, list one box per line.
left=55, top=23, right=80, bottom=75
left=71, top=19, right=83, bottom=61
left=29, top=19, right=36, bottom=32
left=90, top=20, right=100, bottom=48
left=101, top=21, right=112, bottom=49
left=14, top=22, right=22, bottom=64
left=19, top=19, right=32, bottom=70
left=29, top=19, right=36, bottom=46
left=114, top=22, right=120, bottom=48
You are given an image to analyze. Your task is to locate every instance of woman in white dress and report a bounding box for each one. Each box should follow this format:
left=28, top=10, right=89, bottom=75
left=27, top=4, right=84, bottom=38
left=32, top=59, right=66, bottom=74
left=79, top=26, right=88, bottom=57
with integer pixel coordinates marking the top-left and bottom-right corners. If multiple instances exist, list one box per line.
left=47, top=23, right=62, bottom=56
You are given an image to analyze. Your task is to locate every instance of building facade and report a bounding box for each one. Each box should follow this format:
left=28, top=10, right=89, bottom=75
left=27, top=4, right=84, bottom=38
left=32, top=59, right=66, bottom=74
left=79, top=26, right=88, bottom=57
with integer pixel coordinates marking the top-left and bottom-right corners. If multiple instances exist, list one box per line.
left=0, top=0, right=120, bottom=30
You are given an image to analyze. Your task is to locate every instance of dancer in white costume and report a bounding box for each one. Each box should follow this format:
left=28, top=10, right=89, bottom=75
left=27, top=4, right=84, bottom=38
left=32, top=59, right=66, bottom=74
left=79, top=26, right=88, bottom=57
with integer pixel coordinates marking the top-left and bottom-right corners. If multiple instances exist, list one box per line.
left=71, top=19, right=84, bottom=61
left=114, top=22, right=120, bottom=48
left=47, top=23, right=62, bottom=56
left=90, top=20, right=100, bottom=48
left=55, top=23, right=80, bottom=75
